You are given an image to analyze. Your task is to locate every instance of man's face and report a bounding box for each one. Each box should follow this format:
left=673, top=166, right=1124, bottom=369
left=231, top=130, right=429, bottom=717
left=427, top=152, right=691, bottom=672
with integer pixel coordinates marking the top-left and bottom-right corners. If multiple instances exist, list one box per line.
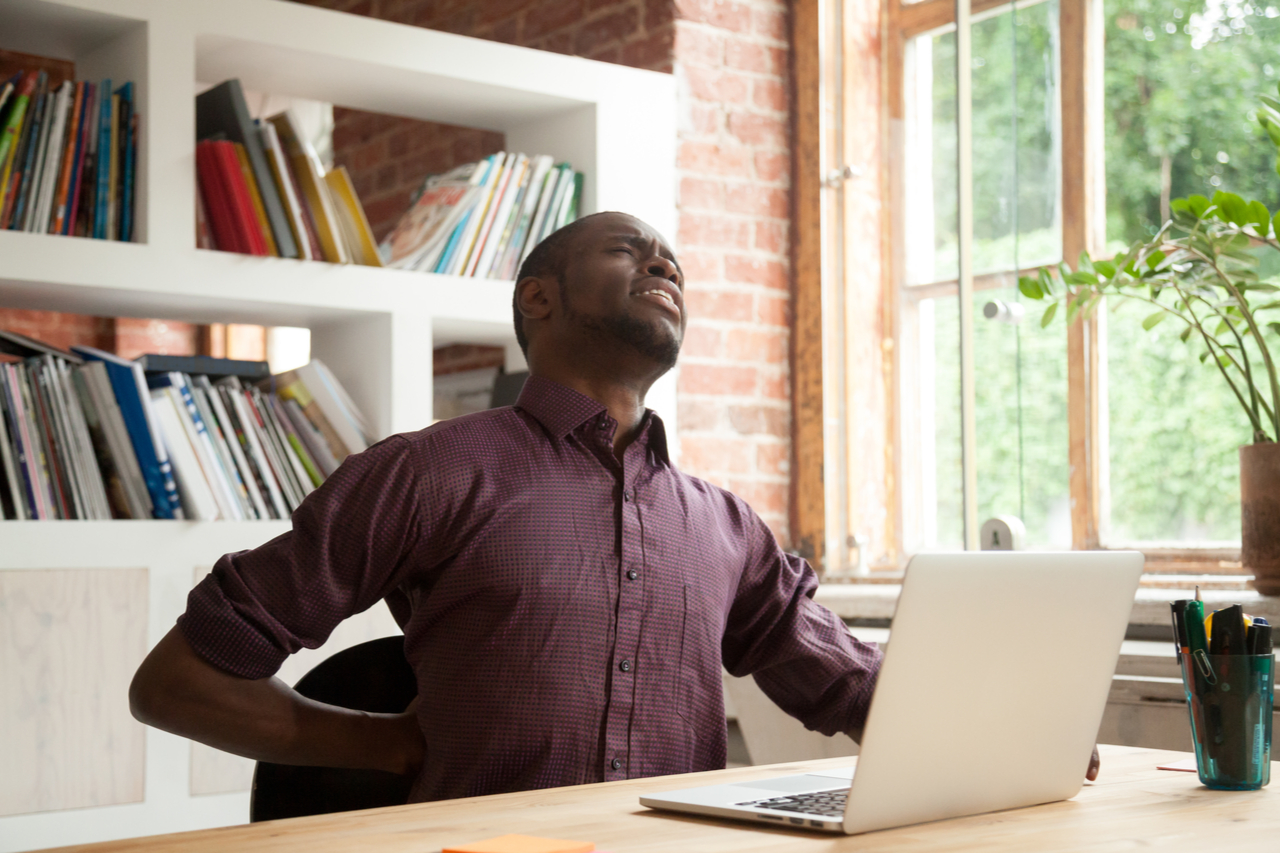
left=558, top=214, right=685, bottom=372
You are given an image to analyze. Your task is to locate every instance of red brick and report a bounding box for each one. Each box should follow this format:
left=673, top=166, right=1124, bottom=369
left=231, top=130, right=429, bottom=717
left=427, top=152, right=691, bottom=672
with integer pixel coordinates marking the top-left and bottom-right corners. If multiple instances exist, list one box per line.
left=724, top=184, right=788, bottom=218
left=753, top=6, right=787, bottom=41
left=680, top=176, right=723, bottom=210
left=680, top=363, right=757, bottom=396
left=678, top=212, right=752, bottom=250
left=644, top=0, right=676, bottom=30
left=760, top=368, right=790, bottom=400
left=757, top=442, right=790, bottom=476
left=433, top=343, right=507, bottom=375
left=754, top=219, right=787, bottom=253
left=678, top=140, right=751, bottom=176
left=726, top=327, right=786, bottom=362
left=488, top=16, right=521, bottom=44
left=680, top=65, right=750, bottom=105
left=621, top=28, right=675, bottom=71
left=756, top=292, right=790, bottom=326
left=677, top=434, right=755, bottom=473
left=726, top=477, right=788, bottom=517
left=724, top=39, right=780, bottom=74
left=754, top=150, right=788, bottom=182
left=728, top=111, right=788, bottom=147
left=674, top=247, right=720, bottom=282
left=681, top=324, right=723, bottom=357
left=728, top=403, right=789, bottom=436
left=574, top=7, right=641, bottom=54
left=684, top=288, right=753, bottom=321
left=678, top=397, right=723, bottom=431
left=538, top=31, right=576, bottom=55
left=521, top=0, right=584, bottom=39
left=752, top=77, right=787, bottom=112
left=675, top=0, right=753, bottom=33
left=588, top=44, right=623, bottom=63
left=724, top=254, right=787, bottom=290
left=478, top=0, right=534, bottom=25
left=673, top=23, right=725, bottom=66
left=687, top=102, right=721, bottom=136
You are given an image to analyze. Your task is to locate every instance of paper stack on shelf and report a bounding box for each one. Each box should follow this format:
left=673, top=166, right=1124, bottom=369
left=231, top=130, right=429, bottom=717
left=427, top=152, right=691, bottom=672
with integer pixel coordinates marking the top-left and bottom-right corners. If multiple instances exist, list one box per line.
left=194, top=78, right=381, bottom=266
left=379, top=151, right=582, bottom=279
left=0, top=49, right=139, bottom=242
left=0, top=329, right=371, bottom=521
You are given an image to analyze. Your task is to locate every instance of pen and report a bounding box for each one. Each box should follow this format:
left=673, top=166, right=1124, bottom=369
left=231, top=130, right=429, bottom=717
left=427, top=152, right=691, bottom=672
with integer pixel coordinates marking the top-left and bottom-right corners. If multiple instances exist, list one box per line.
left=1171, top=601, right=1190, bottom=660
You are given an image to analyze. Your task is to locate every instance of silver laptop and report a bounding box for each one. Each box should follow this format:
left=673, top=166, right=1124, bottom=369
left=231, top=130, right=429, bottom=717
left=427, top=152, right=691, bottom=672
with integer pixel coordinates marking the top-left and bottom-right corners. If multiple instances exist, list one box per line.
left=641, top=551, right=1144, bottom=835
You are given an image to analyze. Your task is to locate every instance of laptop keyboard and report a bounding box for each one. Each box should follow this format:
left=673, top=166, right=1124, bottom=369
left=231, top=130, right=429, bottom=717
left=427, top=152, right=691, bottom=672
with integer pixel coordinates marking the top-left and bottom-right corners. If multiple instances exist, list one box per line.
left=735, top=787, right=849, bottom=818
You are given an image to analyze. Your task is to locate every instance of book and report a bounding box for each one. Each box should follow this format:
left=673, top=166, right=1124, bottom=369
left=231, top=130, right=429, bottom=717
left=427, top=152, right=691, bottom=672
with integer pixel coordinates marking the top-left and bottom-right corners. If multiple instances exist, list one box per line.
left=50, top=80, right=86, bottom=234
left=379, top=161, right=483, bottom=270
left=196, top=79, right=299, bottom=258
left=473, top=153, right=528, bottom=279
left=72, top=345, right=182, bottom=519
left=118, top=83, right=136, bottom=242
left=70, top=364, right=134, bottom=518
left=217, top=376, right=289, bottom=519
left=80, top=360, right=152, bottom=518
left=324, top=165, right=383, bottom=267
left=266, top=110, right=348, bottom=263
left=259, top=120, right=314, bottom=261
left=31, top=80, right=73, bottom=232
left=233, top=141, right=279, bottom=256
left=137, top=354, right=270, bottom=381
left=0, top=72, right=37, bottom=221
left=194, top=374, right=267, bottom=519
left=13, top=74, right=50, bottom=231
left=150, top=387, right=220, bottom=521
left=91, top=78, right=111, bottom=239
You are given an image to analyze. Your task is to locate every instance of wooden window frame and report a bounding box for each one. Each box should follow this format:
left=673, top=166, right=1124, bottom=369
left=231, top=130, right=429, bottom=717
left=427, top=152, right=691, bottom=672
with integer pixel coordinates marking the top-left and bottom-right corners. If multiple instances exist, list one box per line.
left=792, top=0, right=1244, bottom=576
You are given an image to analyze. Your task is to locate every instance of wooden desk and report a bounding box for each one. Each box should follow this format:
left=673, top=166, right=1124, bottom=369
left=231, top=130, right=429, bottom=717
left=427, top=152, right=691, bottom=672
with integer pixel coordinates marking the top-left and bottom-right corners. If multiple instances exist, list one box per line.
left=44, top=746, right=1280, bottom=852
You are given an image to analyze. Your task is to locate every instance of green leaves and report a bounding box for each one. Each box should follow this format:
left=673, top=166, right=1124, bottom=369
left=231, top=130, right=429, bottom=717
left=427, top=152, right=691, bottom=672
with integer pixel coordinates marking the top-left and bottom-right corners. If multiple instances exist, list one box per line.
left=1040, top=302, right=1058, bottom=328
left=1142, top=311, right=1167, bottom=331
left=1246, top=200, right=1272, bottom=235
left=1018, top=275, right=1045, bottom=300
left=1211, top=191, right=1250, bottom=226
left=1186, top=194, right=1212, bottom=218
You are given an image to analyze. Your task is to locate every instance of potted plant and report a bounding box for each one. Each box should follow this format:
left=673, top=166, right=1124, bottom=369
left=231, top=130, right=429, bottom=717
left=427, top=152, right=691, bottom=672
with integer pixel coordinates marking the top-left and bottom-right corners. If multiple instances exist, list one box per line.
left=1021, top=88, right=1280, bottom=593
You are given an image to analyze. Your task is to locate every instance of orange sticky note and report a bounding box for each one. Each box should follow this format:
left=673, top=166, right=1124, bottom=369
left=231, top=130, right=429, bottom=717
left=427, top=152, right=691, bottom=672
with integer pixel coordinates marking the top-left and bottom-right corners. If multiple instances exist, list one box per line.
left=443, top=835, right=594, bottom=853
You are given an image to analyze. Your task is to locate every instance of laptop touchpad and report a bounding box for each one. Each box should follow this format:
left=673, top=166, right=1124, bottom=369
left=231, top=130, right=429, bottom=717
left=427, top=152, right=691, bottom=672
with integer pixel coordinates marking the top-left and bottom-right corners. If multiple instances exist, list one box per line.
left=730, top=775, right=844, bottom=793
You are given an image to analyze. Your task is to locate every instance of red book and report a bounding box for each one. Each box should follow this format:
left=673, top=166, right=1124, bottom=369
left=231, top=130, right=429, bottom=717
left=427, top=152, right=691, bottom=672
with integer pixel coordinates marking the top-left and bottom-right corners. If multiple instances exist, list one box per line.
left=196, top=140, right=245, bottom=253
left=214, top=140, right=269, bottom=256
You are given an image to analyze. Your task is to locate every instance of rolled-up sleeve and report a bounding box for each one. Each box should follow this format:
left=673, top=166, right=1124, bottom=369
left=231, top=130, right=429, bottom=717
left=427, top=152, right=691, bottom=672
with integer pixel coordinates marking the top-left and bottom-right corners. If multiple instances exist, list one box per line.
left=721, top=515, right=882, bottom=738
left=178, top=435, right=425, bottom=679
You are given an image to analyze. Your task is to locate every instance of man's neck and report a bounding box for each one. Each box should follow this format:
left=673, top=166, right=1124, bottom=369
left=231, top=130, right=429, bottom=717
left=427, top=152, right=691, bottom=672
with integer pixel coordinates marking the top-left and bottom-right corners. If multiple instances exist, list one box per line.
left=529, top=365, right=653, bottom=458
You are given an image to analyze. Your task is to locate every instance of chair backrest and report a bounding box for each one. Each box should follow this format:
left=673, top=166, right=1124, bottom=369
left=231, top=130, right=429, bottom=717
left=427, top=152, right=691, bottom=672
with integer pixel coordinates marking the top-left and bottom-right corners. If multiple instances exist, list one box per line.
left=249, top=635, right=418, bottom=822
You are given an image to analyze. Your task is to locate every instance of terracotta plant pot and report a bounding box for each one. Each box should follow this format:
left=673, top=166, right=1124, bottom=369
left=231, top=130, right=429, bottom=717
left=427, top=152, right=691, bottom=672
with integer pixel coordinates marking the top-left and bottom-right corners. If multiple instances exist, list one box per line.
left=1242, top=442, right=1280, bottom=595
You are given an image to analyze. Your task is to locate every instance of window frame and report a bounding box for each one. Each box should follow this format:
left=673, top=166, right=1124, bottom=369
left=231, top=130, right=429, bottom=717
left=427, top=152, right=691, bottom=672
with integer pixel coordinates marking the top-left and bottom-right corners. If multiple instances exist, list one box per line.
left=793, top=0, right=1246, bottom=577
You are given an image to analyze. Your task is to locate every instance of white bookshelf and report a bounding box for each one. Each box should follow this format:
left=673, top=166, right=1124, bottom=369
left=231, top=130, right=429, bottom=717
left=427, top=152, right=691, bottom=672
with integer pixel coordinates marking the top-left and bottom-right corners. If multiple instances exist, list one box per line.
left=0, top=1, right=676, bottom=848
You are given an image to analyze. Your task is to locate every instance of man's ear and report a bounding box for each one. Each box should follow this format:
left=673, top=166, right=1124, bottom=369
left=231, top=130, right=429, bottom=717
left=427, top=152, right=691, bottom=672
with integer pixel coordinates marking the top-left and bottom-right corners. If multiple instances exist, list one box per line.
left=515, top=275, right=555, bottom=323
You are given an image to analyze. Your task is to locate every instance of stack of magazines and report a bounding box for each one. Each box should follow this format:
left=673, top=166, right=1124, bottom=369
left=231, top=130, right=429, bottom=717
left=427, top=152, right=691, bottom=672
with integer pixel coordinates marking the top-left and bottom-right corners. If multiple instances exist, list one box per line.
left=195, top=79, right=382, bottom=266
left=0, top=330, right=371, bottom=521
left=379, top=152, right=582, bottom=278
left=0, top=62, right=137, bottom=241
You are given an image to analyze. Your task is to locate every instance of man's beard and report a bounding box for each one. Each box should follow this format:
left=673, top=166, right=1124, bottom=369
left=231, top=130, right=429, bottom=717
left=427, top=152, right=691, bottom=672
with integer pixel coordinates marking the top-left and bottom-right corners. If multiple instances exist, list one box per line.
left=566, top=298, right=682, bottom=373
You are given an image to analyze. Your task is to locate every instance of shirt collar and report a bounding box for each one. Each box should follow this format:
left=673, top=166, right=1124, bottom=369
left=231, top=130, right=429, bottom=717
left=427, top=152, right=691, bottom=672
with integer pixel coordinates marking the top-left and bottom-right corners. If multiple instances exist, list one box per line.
left=515, top=375, right=670, bottom=464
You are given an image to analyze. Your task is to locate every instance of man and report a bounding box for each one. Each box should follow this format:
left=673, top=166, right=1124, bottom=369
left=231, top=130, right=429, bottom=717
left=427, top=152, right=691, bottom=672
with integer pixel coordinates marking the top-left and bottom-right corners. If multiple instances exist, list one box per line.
left=130, top=211, right=882, bottom=803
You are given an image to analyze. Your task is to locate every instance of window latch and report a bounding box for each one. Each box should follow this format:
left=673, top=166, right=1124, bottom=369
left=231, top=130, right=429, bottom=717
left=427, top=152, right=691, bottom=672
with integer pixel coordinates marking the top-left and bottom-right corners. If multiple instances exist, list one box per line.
left=823, top=164, right=863, bottom=187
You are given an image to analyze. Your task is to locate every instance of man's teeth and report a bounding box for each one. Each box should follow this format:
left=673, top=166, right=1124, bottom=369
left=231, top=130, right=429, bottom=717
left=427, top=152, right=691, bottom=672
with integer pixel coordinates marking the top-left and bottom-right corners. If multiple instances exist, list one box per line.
left=641, top=289, right=676, bottom=306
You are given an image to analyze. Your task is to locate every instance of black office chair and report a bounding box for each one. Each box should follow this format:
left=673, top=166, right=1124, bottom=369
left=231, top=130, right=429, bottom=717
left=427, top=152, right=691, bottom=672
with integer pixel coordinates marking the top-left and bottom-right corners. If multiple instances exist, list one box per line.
left=249, top=635, right=418, bottom=822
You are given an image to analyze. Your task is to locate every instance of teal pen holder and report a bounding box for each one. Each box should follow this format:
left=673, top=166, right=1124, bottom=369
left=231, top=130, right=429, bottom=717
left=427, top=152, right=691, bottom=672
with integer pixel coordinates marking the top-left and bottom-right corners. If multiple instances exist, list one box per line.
left=1179, top=652, right=1274, bottom=790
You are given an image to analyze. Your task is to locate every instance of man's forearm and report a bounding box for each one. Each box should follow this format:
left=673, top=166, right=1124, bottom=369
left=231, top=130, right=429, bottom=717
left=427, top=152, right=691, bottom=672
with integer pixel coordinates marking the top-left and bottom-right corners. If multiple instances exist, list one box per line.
left=130, top=627, right=420, bottom=775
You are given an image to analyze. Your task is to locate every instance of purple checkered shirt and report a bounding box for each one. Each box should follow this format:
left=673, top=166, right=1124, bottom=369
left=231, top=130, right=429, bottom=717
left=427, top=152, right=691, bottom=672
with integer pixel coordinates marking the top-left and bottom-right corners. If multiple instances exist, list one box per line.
left=180, top=375, right=881, bottom=803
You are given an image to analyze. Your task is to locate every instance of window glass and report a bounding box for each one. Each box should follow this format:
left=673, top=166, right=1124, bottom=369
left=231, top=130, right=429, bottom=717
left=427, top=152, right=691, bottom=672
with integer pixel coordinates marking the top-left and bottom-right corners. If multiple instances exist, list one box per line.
left=1102, top=0, right=1280, bottom=543
left=903, top=1, right=1061, bottom=286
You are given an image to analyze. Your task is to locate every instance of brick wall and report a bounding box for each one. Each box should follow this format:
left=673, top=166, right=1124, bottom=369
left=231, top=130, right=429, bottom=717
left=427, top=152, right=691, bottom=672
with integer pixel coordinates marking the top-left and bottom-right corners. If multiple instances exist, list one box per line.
left=290, top=0, right=796, bottom=542
left=671, top=0, right=792, bottom=539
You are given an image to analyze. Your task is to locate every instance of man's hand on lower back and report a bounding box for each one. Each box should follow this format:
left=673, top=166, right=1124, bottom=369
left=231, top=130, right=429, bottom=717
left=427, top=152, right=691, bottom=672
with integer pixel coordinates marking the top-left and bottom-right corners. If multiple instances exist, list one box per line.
left=385, top=697, right=425, bottom=777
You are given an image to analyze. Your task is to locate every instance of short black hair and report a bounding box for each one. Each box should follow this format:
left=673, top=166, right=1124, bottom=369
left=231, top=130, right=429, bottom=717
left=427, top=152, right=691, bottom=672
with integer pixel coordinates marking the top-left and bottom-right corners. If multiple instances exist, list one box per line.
left=512, top=212, right=614, bottom=357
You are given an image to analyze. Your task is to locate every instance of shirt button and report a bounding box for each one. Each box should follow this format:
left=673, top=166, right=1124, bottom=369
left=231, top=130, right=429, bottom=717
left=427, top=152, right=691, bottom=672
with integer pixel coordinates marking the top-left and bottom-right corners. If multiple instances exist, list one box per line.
left=623, top=490, right=633, bottom=502
left=611, top=758, right=622, bottom=770
left=626, top=569, right=639, bottom=581
left=619, top=659, right=632, bottom=673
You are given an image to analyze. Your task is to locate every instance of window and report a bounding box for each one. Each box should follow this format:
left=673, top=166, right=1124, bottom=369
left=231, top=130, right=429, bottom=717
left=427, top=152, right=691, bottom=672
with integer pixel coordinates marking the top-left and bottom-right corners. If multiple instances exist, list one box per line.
left=808, top=0, right=1276, bottom=573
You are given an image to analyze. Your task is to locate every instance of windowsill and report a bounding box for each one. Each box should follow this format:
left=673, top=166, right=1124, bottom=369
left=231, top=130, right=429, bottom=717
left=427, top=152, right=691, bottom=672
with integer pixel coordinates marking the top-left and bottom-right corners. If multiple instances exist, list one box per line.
left=814, top=582, right=1280, bottom=627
